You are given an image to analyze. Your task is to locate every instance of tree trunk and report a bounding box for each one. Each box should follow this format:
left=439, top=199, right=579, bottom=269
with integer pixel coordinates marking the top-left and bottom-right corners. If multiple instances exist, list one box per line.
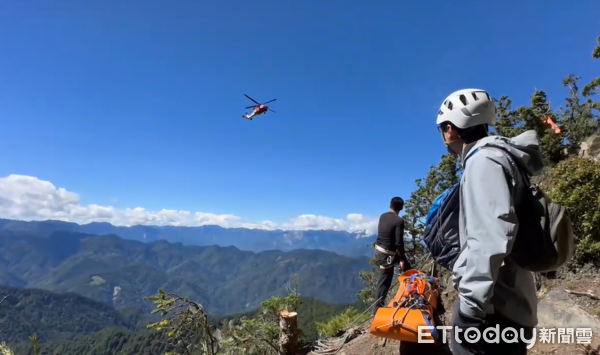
left=278, top=309, right=299, bottom=355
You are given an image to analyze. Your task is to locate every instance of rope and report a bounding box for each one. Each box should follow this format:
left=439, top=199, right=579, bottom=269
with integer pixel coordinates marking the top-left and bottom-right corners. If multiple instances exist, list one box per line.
left=310, top=278, right=400, bottom=355
left=310, top=328, right=364, bottom=355
left=348, top=278, right=399, bottom=328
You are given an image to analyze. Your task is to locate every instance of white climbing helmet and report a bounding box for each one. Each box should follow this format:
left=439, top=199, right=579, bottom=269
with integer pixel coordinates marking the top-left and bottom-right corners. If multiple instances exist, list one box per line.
left=436, top=89, right=497, bottom=129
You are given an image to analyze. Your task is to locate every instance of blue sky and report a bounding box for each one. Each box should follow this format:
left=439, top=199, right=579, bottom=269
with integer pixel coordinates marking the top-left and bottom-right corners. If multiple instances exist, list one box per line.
left=0, top=0, right=598, bottom=230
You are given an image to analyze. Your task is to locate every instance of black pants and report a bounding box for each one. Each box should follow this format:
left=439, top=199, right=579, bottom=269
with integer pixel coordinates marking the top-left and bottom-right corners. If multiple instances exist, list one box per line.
left=450, top=298, right=533, bottom=355
left=372, top=250, right=412, bottom=315
left=400, top=340, right=452, bottom=355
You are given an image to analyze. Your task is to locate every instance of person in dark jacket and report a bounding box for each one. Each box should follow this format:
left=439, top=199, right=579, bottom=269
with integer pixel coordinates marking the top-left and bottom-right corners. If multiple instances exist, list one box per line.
left=372, top=197, right=411, bottom=316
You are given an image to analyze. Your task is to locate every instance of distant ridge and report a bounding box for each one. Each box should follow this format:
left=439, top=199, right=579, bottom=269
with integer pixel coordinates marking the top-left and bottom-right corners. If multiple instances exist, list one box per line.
left=0, top=218, right=376, bottom=257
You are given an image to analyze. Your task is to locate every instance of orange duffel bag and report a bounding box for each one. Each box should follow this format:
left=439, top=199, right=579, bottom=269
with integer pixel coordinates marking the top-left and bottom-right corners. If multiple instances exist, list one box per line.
left=370, top=269, right=442, bottom=343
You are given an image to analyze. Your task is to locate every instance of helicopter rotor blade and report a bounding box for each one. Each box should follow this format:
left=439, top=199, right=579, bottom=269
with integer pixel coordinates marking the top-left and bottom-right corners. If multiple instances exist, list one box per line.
left=245, top=106, right=256, bottom=109
left=261, top=99, right=277, bottom=104
left=269, top=109, right=276, bottom=113
left=244, top=94, right=260, bottom=105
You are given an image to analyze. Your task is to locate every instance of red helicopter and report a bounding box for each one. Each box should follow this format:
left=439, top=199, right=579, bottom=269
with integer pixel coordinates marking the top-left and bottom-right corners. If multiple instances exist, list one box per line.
left=242, top=94, right=276, bottom=120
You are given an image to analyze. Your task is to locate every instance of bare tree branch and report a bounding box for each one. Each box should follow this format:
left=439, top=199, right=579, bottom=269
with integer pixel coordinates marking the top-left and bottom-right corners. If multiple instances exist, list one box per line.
left=565, top=289, right=600, bottom=300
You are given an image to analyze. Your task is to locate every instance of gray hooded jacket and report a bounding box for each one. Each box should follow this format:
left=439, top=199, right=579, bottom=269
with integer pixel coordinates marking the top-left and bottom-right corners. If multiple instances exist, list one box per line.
left=452, top=130, right=542, bottom=327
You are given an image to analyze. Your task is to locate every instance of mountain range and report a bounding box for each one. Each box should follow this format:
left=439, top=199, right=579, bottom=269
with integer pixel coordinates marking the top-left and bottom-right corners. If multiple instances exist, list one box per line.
left=0, top=218, right=376, bottom=257
left=0, top=228, right=370, bottom=315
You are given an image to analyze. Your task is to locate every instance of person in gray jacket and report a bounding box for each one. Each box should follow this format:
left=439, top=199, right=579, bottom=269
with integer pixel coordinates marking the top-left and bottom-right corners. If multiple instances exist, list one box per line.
left=435, top=89, right=540, bottom=354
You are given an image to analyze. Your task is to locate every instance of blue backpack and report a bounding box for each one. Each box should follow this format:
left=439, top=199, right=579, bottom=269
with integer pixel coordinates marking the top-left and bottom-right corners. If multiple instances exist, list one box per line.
left=422, top=182, right=461, bottom=271
left=422, top=149, right=478, bottom=271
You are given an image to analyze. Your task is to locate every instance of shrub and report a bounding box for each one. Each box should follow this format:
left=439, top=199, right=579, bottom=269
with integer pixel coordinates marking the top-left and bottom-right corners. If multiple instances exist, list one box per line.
left=540, top=156, right=600, bottom=266
left=0, top=342, right=14, bottom=355
left=315, top=307, right=369, bottom=338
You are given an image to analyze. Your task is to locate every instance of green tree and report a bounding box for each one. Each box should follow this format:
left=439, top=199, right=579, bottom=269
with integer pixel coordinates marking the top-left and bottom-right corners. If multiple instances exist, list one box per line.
left=355, top=251, right=378, bottom=307
left=145, top=276, right=303, bottom=355
left=29, top=334, right=40, bottom=355
left=581, top=35, right=600, bottom=96
left=559, top=36, right=600, bottom=147
left=493, top=96, right=523, bottom=138
left=523, top=90, right=564, bottom=165
left=559, top=75, right=600, bottom=148
left=222, top=275, right=301, bottom=355
left=145, top=289, right=220, bottom=355
left=495, top=90, right=564, bottom=165
left=403, top=153, right=460, bottom=241
left=592, top=35, right=600, bottom=59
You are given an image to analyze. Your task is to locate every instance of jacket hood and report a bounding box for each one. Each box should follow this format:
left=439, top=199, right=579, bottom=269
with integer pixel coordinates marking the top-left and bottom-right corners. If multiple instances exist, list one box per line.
left=466, top=130, right=544, bottom=176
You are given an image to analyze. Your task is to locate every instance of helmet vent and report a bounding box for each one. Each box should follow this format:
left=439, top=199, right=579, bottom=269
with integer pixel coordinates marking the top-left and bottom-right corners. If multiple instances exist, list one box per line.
left=472, top=92, right=479, bottom=101
left=459, top=94, right=467, bottom=105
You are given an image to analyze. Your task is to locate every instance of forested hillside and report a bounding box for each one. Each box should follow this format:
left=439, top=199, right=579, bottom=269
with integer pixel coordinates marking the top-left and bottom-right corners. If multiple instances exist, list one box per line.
left=0, top=229, right=369, bottom=316
left=4, top=288, right=353, bottom=355
left=0, top=285, right=144, bottom=345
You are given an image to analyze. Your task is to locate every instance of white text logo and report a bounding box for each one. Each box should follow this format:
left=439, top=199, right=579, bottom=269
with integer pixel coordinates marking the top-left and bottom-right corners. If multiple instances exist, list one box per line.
left=417, top=326, right=593, bottom=349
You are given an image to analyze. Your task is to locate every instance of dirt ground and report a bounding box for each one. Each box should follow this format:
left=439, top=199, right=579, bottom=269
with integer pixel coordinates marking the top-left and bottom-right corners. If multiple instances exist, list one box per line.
left=338, top=335, right=600, bottom=355
left=336, top=268, right=600, bottom=355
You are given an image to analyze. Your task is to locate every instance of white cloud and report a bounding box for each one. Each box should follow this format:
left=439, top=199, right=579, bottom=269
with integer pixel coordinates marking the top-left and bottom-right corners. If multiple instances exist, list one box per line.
left=0, top=174, right=378, bottom=235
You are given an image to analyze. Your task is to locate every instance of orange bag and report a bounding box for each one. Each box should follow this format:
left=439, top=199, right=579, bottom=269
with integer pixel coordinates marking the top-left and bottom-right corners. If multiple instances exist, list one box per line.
left=370, top=269, right=441, bottom=343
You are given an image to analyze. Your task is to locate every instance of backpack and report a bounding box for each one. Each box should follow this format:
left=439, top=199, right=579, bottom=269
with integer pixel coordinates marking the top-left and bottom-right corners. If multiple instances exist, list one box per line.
left=422, top=182, right=461, bottom=270
left=423, top=146, right=575, bottom=273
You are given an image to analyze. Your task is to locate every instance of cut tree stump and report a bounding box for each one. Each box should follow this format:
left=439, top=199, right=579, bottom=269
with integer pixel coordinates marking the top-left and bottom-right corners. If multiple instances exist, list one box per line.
left=279, top=309, right=299, bottom=355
